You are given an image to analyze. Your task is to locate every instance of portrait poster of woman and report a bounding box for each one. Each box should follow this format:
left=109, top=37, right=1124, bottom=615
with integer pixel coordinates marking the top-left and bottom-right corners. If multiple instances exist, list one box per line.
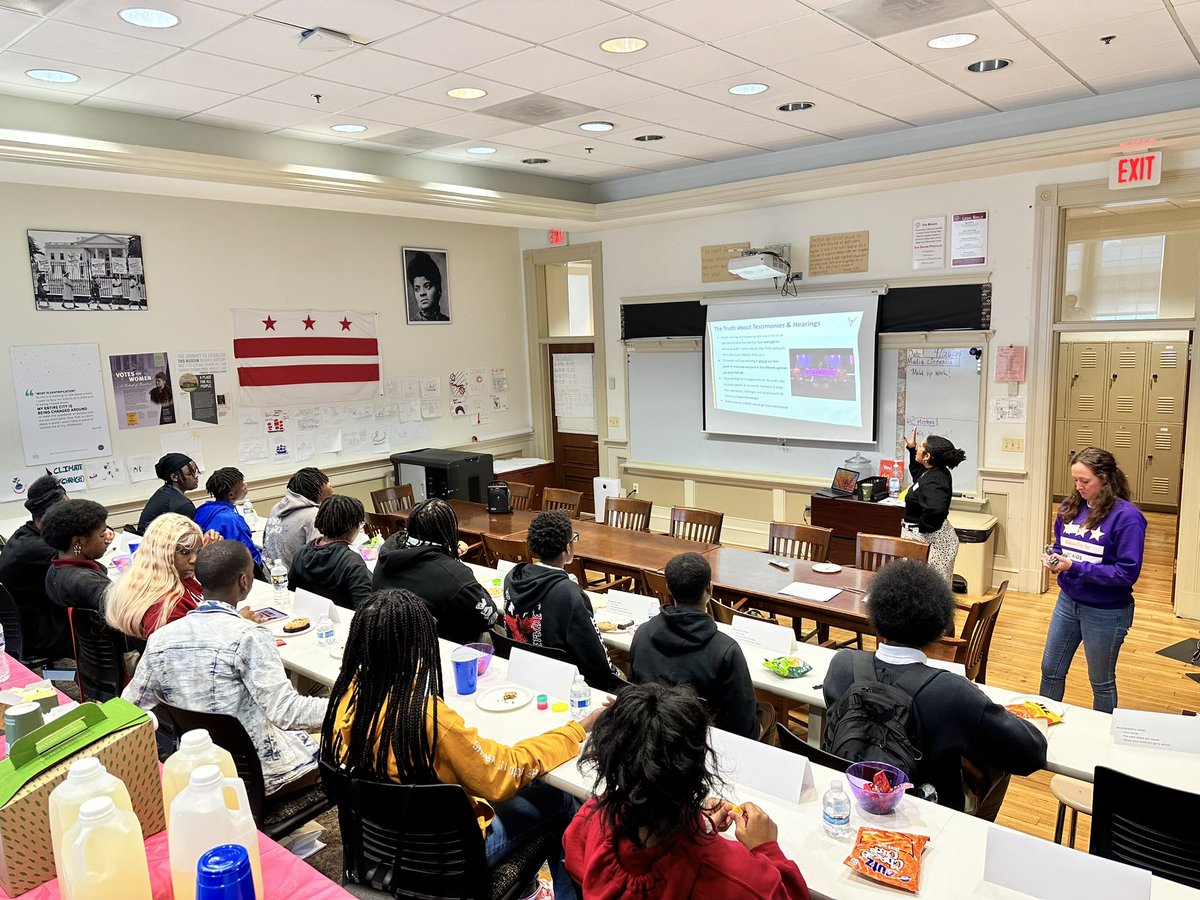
left=403, top=247, right=451, bottom=324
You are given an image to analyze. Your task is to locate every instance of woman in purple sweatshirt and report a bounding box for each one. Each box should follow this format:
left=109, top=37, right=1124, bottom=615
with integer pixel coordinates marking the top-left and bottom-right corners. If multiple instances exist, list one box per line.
left=1039, top=447, right=1146, bottom=713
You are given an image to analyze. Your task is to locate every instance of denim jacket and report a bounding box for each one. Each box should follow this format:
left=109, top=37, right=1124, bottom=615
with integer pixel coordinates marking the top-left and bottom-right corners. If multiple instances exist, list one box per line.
left=122, top=600, right=326, bottom=793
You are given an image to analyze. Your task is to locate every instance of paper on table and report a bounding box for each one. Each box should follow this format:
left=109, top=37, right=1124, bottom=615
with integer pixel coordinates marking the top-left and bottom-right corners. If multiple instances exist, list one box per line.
left=506, top=647, right=578, bottom=703
left=495, top=558, right=517, bottom=577
left=710, top=728, right=813, bottom=803
left=983, top=825, right=1150, bottom=900
left=730, top=616, right=794, bottom=657
left=1111, top=708, right=1200, bottom=754
left=778, top=582, right=842, bottom=602
left=292, top=588, right=341, bottom=624
left=603, top=590, right=660, bottom=625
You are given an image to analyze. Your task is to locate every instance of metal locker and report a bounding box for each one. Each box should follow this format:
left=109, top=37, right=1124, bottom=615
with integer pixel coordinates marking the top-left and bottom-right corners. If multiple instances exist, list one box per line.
left=1052, top=419, right=1068, bottom=496
left=1065, top=342, right=1108, bottom=420
left=1142, top=423, right=1183, bottom=507
left=1054, top=342, right=1072, bottom=420
left=1146, top=341, right=1188, bottom=424
left=1103, top=422, right=1142, bottom=501
left=1104, top=342, right=1147, bottom=422
left=1066, top=420, right=1101, bottom=459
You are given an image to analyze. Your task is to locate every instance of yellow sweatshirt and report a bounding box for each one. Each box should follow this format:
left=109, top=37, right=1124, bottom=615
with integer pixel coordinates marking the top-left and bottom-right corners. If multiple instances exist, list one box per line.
left=331, top=691, right=585, bottom=831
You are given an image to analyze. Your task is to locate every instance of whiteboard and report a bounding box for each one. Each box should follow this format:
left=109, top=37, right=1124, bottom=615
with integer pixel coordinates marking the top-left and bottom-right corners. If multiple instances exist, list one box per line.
left=898, top=349, right=981, bottom=493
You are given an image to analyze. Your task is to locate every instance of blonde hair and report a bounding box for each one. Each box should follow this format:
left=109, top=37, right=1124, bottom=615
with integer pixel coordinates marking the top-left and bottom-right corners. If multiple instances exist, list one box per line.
left=105, top=513, right=203, bottom=638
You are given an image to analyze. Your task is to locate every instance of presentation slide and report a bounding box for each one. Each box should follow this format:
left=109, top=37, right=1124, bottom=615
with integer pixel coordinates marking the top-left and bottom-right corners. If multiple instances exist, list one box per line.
left=703, top=294, right=880, bottom=444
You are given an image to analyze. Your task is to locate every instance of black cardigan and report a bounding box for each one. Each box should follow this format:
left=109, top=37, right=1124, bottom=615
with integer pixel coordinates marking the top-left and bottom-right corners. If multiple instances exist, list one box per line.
left=904, top=446, right=953, bottom=533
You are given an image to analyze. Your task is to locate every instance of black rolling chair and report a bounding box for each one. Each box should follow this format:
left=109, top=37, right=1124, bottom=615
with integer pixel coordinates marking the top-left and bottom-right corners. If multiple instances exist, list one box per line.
left=319, top=762, right=559, bottom=900
left=68, top=607, right=131, bottom=702
left=775, top=722, right=852, bottom=773
left=159, top=704, right=331, bottom=841
left=0, top=583, right=25, bottom=662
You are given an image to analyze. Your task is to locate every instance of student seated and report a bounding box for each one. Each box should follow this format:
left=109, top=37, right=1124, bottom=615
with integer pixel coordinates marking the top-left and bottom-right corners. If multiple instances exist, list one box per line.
left=123, top=541, right=326, bottom=796
left=41, top=499, right=114, bottom=616
left=370, top=498, right=497, bottom=643
left=565, top=683, right=809, bottom=899
left=193, top=467, right=263, bottom=572
left=263, top=467, right=331, bottom=568
left=822, top=559, right=1047, bottom=819
left=136, top=453, right=199, bottom=534
left=503, top=511, right=619, bottom=689
left=323, top=589, right=601, bottom=898
left=630, top=552, right=761, bottom=740
left=288, top=495, right=372, bottom=610
left=106, top=514, right=207, bottom=639
left=0, top=474, right=71, bottom=659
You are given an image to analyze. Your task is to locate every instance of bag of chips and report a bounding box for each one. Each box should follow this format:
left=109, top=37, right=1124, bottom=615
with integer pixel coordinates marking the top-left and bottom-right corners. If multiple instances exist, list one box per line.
left=843, top=827, right=929, bottom=894
left=762, top=656, right=812, bottom=679
left=1005, top=701, right=1064, bottom=725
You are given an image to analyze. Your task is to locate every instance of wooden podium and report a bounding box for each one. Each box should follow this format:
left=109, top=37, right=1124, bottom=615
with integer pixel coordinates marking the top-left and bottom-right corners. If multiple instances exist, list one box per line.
left=811, top=494, right=904, bottom=566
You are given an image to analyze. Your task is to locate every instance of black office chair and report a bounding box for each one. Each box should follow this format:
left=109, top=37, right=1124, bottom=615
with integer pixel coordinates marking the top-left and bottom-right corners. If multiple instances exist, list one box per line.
left=0, top=583, right=25, bottom=662
left=319, top=762, right=559, bottom=900
left=68, top=607, right=130, bottom=702
left=775, top=722, right=852, bottom=773
left=1090, top=765, right=1200, bottom=888
left=159, top=704, right=331, bottom=841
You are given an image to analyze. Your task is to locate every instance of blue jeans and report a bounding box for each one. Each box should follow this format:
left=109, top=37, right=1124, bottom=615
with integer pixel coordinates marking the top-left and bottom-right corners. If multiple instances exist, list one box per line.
left=485, top=781, right=579, bottom=899
left=1039, top=592, right=1133, bottom=713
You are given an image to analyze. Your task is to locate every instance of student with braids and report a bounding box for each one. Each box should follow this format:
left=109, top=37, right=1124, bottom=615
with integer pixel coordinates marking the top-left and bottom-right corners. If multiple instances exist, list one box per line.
left=564, top=683, right=808, bottom=899
left=194, top=466, right=263, bottom=570
left=288, top=495, right=372, bottom=610
left=263, top=467, right=332, bottom=568
left=371, top=497, right=498, bottom=643
left=323, top=589, right=603, bottom=898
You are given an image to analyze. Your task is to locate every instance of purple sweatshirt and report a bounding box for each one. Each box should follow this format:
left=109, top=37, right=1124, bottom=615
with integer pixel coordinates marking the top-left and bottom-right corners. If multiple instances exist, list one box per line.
left=1051, top=498, right=1146, bottom=609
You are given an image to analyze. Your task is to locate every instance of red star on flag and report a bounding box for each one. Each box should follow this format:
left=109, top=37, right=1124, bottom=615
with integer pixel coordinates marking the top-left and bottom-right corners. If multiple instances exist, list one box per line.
left=339, top=317, right=352, bottom=331
left=262, top=315, right=276, bottom=331
left=302, top=316, right=316, bottom=330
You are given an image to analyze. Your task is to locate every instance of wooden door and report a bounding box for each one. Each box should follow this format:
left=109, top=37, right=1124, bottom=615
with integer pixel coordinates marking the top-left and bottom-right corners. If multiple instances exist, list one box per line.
left=547, top=342, right=599, bottom=515
left=1104, top=422, right=1143, bottom=500
left=1146, top=340, right=1188, bottom=424
left=1143, top=423, right=1184, bottom=508
left=1065, top=342, right=1107, bottom=420
left=1105, top=341, right=1147, bottom=422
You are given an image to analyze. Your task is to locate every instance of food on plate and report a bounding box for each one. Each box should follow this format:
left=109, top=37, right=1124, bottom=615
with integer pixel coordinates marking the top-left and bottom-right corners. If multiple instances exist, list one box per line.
left=596, top=621, right=616, bottom=632
left=1005, top=700, right=1064, bottom=725
left=762, top=656, right=813, bottom=679
left=843, top=828, right=929, bottom=894
left=502, top=690, right=518, bottom=704
left=283, top=617, right=311, bottom=633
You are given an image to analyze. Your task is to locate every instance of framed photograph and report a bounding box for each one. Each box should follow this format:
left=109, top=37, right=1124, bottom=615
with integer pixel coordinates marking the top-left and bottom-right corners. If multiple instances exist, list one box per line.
left=28, top=229, right=148, bottom=311
left=403, top=247, right=450, bottom=324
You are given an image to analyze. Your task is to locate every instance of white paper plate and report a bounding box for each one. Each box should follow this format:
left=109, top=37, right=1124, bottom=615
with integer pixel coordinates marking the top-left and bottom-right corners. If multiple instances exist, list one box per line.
left=329, top=646, right=344, bottom=659
left=1009, top=695, right=1066, bottom=717
left=812, top=562, right=843, bottom=574
left=272, top=618, right=313, bottom=637
left=475, top=684, right=533, bottom=712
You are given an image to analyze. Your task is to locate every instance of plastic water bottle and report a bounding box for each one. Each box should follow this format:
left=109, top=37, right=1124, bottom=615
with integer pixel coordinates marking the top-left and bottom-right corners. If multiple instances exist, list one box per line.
left=569, top=674, right=591, bottom=721
left=315, top=614, right=335, bottom=647
left=821, top=780, right=851, bottom=838
left=888, top=460, right=901, bottom=499
left=269, top=559, right=288, bottom=598
left=240, top=498, right=256, bottom=526
left=0, top=623, right=9, bottom=683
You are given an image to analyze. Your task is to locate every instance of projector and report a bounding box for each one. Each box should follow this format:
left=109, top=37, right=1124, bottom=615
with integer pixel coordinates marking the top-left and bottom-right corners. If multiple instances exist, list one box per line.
left=728, top=252, right=788, bottom=280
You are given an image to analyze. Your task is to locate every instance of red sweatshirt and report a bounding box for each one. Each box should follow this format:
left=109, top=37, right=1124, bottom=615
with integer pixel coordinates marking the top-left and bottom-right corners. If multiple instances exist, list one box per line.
left=564, top=800, right=808, bottom=900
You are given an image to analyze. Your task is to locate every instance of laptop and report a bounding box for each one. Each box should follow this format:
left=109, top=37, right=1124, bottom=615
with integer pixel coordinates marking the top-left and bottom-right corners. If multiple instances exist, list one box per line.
left=813, top=466, right=861, bottom=499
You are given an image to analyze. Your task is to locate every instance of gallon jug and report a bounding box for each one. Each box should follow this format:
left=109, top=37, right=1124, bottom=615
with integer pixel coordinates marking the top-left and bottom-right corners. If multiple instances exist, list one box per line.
left=162, top=729, right=239, bottom=815
left=49, top=758, right=134, bottom=900
left=60, top=797, right=152, bottom=900
left=169, top=765, right=263, bottom=900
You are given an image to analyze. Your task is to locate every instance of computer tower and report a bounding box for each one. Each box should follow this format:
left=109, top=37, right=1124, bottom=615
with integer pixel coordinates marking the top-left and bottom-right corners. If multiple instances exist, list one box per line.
left=391, top=449, right=494, bottom=503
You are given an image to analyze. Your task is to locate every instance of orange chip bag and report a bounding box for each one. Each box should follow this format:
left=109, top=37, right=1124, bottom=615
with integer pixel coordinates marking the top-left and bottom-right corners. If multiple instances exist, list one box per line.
left=843, top=827, right=929, bottom=893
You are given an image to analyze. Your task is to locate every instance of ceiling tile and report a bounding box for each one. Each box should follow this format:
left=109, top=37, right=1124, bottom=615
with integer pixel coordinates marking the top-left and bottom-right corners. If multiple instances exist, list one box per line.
left=643, top=0, right=808, bottom=43
left=193, top=17, right=356, bottom=73
left=604, top=0, right=675, bottom=10
left=257, top=0, right=435, bottom=43
left=0, top=51, right=127, bottom=94
left=662, top=105, right=772, bottom=134
left=343, top=125, right=463, bottom=149
left=544, top=15, right=700, bottom=67
left=807, top=107, right=904, bottom=138
left=269, top=127, right=359, bottom=143
left=372, top=17, right=532, bottom=69
left=51, top=0, right=241, bottom=47
left=918, top=38, right=1061, bottom=83
left=825, top=66, right=945, bottom=104
left=1000, top=0, right=1167, bottom=37
left=342, top=94, right=458, bottom=126
left=550, top=70, right=671, bottom=108
left=876, top=11, right=1026, bottom=65
left=539, top=112, right=658, bottom=140
left=82, top=96, right=200, bottom=118
left=713, top=14, right=862, bottom=67
left=282, top=113, right=402, bottom=139
left=986, top=82, right=1093, bottom=110
left=541, top=135, right=676, bottom=164
left=773, top=42, right=907, bottom=87
left=398, top=74, right=529, bottom=109
left=251, top=75, right=386, bottom=112
left=611, top=89, right=721, bottom=123
left=1084, top=60, right=1200, bottom=94
left=949, top=62, right=1085, bottom=102
left=1037, top=10, right=1188, bottom=59
left=92, top=74, right=235, bottom=112
left=874, top=86, right=993, bottom=124
left=0, top=8, right=44, bottom=46
left=181, top=0, right=273, bottom=11
left=0, top=82, right=86, bottom=104
left=468, top=46, right=608, bottom=92
left=188, top=95, right=312, bottom=127
left=456, top=0, right=625, bottom=44
left=684, top=68, right=815, bottom=106
left=476, top=125, right=583, bottom=150
left=142, top=51, right=291, bottom=94
left=652, top=132, right=762, bottom=162
left=403, top=0, right=476, bottom=11
left=1067, top=39, right=1197, bottom=83
left=10, top=20, right=177, bottom=72
left=621, top=45, right=759, bottom=89
left=419, top=112, right=528, bottom=138
left=711, top=119, right=833, bottom=150
left=305, top=49, right=451, bottom=92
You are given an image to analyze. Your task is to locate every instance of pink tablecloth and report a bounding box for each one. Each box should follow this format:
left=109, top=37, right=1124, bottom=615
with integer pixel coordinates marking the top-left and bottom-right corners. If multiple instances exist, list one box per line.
left=0, top=655, right=75, bottom=758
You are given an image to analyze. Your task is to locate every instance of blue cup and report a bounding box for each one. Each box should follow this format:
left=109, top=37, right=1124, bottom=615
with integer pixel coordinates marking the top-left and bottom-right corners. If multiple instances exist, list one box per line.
left=196, top=844, right=256, bottom=900
left=451, top=646, right=481, bottom=695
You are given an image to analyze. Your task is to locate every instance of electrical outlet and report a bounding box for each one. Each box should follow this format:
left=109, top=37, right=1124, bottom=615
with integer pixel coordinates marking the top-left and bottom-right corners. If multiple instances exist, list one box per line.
left=1002, top=437, right=1025, bottom=453
left=631, top=483, right=639, bottom=495
left=608, top=416, right=620, bottom=428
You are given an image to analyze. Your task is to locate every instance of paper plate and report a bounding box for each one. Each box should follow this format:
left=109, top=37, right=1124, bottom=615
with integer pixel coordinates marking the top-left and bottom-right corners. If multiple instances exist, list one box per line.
left=1009, top=695, right=1066, bottom=717
left=330, top=646, right=345, bottom=659
left=475, top=684, right=533, bottom=712
left=812, top=562, right=843, bottom=574
left=272, top=618, right=313, bottom=637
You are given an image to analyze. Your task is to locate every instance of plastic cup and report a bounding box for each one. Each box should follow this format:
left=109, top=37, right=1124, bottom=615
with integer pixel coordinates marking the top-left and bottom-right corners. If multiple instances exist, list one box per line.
left=4, top=702, right=44, bottom=747
left=451, top=647, right=481, bottom=695
left=196, top=844, right=256, bottom=900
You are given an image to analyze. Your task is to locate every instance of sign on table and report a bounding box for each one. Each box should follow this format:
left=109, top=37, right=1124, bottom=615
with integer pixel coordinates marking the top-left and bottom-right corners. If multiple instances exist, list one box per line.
left=709, top=728, right=813, bottom=803
left=1111, top=708, right=1200, bottom=754
left=983, top=826, right=1150, bottom=900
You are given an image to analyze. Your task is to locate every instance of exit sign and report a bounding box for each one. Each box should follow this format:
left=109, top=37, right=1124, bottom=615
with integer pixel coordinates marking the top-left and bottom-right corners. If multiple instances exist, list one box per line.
left=1109, top=151, right=1162, bottom=190
left=548, top=229, right=568, bottom=246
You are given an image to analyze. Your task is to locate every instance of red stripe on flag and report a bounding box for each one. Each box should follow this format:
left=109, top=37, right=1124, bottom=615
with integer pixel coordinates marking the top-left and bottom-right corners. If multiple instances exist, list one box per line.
left=233, top=337, right=379, bottom=358
left=237, top=364, right=380, bottom=387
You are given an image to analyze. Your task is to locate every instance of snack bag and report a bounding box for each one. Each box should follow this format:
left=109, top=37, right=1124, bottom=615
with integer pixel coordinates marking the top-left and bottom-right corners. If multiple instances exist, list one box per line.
left=762, top=656, right=813, bottom=679
left=843, top=827, right=929, bottom=894
left=1005, top=701, right=1063, bottom=725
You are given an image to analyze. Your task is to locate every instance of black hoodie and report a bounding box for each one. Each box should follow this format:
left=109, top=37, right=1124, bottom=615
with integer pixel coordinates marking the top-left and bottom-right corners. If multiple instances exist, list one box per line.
left=630, top=605, right=759, bottom=739
left=503, top=562, right=617, bottom=689
left=288, top=540, right=372, bottom=611
left=371, top=535, right=497, bottom=645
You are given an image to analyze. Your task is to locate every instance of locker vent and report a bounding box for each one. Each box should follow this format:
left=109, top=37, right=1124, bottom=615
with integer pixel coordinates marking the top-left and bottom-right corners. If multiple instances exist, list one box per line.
left=1118, top=349, right=1138, bottom=368
left=1076, top=396, right=1096, bottom=413
left=1111, top=431, right=1135, bottom=448
left=1115, top=396, right=1135, bottom=415
left=1159, top=348, right=1178, bottom=368
left=1079, top=348, right=1099, bottom=367
left=1154, top=432, right=1174, bottom=450
left=1156, top=397, right=1176, bottom=416
left=1151, top=477, right=1171, bottom=495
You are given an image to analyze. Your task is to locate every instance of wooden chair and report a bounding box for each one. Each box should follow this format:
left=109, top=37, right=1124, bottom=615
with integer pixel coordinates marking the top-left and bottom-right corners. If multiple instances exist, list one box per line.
left=708, top=598, right=772, bottom=626
left=506, top=481, right=534, bottom=511
left=925, top=580, right=1008, bottom=683
left=364, top=512, right=402, bottom=540
left=855, top=532, right=930, bottom=571
left=371, top=483, right=415, bottom=515
left=564, top=558, right=633, bottom=594
left=603, top=497, right=653, bottom=532
left=640, top=569, right=673, bottom=605
left=541, top=487, right=583, bottom=518
left=482, top=534, right=534, bottom=568
left=768, top=522, right=832, bottom=562
left=669, top=506, right=724, bottom=544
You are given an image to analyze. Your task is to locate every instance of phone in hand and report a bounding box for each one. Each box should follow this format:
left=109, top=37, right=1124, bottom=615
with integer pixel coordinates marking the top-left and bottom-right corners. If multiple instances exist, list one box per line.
left=1043, top=543, right=1060, bottom=567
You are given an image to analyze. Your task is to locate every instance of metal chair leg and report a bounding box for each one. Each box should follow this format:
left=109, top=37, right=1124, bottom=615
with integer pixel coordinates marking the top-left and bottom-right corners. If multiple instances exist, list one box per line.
left=1067, top=807, right=1078, bottom=848
left=1053, top=803, right=1067, bottom=844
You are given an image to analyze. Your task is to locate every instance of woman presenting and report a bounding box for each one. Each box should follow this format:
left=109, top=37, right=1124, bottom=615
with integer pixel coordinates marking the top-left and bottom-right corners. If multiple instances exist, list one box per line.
left=903, top=429, right=967, bottom=584
left=1039, top=448, right=1146, bottom=713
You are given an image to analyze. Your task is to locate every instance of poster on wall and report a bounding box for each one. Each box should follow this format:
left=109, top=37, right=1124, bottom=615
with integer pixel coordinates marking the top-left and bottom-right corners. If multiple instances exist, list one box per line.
left=173, top=351, right=231, bottom=427
left=27, top=230, right=147, bottom=311
left=10, top=343, right=112, bottom=466
left=110, top=352, right=175, bottom=429
left=403, top=248, right=450, bottom=324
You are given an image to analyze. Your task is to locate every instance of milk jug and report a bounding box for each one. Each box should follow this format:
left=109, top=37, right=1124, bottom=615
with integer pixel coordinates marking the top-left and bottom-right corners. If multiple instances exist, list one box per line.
left=60, top=796, right=152, bottom=900
left=48, top=758, right=134, bottom=900
left=162, top=728, right=238, bottom=814
left=169, top=764, right=263, bottom=900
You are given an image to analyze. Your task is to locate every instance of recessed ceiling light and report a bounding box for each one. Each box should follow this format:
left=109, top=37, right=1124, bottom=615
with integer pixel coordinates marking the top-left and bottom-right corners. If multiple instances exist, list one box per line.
left=522, top=157, right=550, bottom=165
left=927, top=32, right=976, bottom=50
left=729, top=82, right=768, bottom=96
left=25, top=68, right=79, bottom=83
left=118, top=7, right=179, bottom=28
left=579, top=121, right=614, bottom=132
left=446, top=87, right=487, bottom=100
left=966, top=58, right=1010, bottom=73
left=777, top=101, right=814, bottom=112
left=330, top=123, right=366, bottom=133
left=634, top=134, right=663, bottom=142
left=466, top=146, right=497, bottom=154
left=600, top=37, right=647, bottom=54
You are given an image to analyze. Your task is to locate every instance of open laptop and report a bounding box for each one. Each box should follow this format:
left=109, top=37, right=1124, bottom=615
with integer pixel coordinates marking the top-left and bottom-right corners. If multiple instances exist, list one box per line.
left=813, top=466, right=861, bottom=499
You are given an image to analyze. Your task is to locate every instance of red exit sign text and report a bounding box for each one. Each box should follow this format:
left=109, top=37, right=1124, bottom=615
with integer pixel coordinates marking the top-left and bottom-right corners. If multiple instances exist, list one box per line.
left=1109, top=151, right=1162, bottom=190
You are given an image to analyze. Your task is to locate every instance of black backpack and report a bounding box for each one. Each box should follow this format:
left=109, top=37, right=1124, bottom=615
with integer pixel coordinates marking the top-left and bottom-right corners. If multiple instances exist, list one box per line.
left=823, top=651, right=942, bottom=777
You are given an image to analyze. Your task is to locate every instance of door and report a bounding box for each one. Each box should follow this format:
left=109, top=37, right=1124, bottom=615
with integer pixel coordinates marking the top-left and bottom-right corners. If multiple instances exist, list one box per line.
left=547, top=342, right=600, bottom=514
left=1105, top=341, right=1147, bottom=422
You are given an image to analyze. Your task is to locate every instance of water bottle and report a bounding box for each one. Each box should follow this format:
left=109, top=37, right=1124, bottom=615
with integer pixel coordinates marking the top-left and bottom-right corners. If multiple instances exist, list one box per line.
left=0, top=623, right=9, bottom=683
left=569, top=674, right=590, bottom=721
left=269, top=559, right=287, bottom=598
left=315, top=614, right=335, bottom=647
left=888, top=460, right=901, bottom=499
left=240, top=498, right=256, bottom=526
left=821, top=780, right=851, bottom=838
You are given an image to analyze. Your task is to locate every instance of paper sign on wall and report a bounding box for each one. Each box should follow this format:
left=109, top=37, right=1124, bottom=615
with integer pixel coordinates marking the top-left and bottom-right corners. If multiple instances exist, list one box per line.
left=951, top=211, right=988, bottom=267
left=1111, top=708, right=1200, bottom=754
left=709, top=728, right=814, bottom=802
left=911, top=216, right=946, bottom=271
left=10, top=343, right=112, bottom=466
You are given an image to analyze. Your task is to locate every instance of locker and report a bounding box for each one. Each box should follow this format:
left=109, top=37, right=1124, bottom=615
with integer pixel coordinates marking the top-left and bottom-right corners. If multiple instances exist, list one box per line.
left=1054, top=343, right=1071, bottom=420
left=1065, top=342, right=1108, bottom=419
left=1146, top=341, right=1188, bottom=424
left=1066, top=420, right=1101, bottom=458
left=1105, top=342, right=1147, bottom=422
left=1143, top=424, right=1183, bottom=506
left=1052, top=420, right=1068, bottom=497
left=1104, top=422, right=1142, bottom=500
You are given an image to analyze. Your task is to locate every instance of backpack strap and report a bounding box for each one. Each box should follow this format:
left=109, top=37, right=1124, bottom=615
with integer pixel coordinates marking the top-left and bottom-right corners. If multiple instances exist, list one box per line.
left=891, top=662, right=943, bottom=699
left=851, top=649, right=880, bottom=683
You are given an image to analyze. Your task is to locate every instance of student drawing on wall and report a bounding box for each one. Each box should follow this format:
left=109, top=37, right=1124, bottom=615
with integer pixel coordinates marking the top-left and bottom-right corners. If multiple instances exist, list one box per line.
left=404, top=248, right=450, bottom=324
left=150, top=372, right=175, bottom=425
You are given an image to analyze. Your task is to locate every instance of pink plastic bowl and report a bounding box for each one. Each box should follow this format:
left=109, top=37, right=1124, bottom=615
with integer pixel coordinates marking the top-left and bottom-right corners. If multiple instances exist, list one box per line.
left=846, top=761, right=908, bottom=815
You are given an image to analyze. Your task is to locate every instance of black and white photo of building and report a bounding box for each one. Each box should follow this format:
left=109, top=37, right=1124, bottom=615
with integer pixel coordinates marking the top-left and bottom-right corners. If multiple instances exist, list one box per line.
left=28, top=230, right=148, bottom=311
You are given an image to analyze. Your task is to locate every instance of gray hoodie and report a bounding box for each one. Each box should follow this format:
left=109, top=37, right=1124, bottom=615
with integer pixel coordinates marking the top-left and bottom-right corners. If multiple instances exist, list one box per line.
left=262, top=489, right=321, bottom=568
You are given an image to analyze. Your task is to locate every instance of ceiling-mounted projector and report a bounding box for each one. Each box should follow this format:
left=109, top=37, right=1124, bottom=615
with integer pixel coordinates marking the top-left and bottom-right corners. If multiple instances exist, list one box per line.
left=298, top=27, right=355, bottom=51
left=728, top=252, right=788, bottom=280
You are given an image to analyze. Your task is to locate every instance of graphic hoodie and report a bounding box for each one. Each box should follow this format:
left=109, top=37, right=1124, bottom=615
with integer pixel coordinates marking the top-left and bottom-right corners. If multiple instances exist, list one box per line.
left=262, top=490, right=321, bottom=569
left=1050, top=498, right=1147, bottom=609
